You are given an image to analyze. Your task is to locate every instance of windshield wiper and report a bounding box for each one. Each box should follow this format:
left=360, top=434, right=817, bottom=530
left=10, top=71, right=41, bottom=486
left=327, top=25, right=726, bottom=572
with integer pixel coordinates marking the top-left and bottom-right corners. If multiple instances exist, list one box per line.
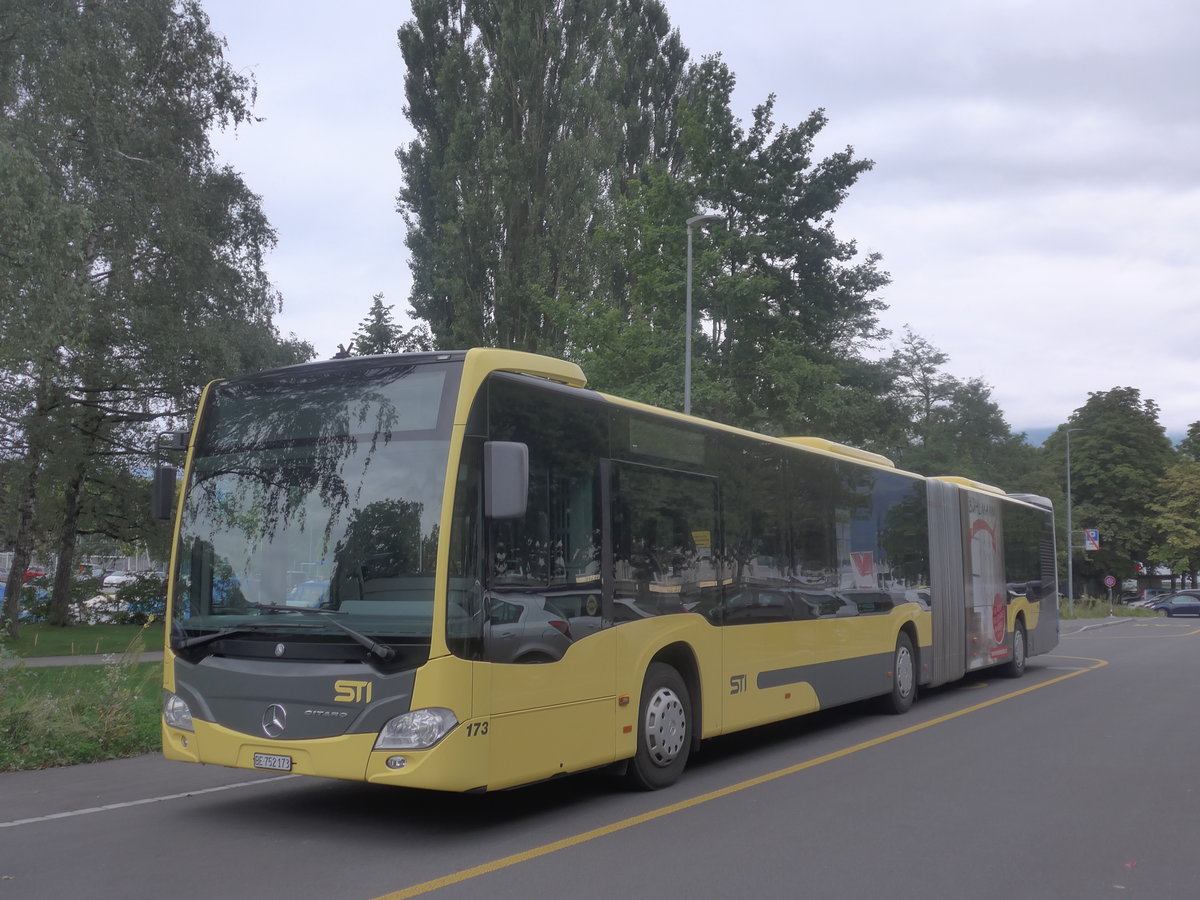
left=247, top=604, right=396, bottom=661
left=174, top=627, right=250, bottom=651
left=172, top=620, right=328, bottom=651
left=324, top=617, right=397, bottom=661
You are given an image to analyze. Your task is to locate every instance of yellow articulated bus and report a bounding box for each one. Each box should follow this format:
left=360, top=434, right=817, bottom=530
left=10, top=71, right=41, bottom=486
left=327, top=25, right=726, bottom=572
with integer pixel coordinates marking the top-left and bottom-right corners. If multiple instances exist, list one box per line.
left=156, top=348, right=1058, bottom=792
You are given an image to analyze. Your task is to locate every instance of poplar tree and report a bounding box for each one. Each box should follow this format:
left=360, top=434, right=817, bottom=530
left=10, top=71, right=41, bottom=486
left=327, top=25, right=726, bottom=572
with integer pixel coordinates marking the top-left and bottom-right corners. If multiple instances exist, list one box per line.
left=396, top=0, right=686, bottom=352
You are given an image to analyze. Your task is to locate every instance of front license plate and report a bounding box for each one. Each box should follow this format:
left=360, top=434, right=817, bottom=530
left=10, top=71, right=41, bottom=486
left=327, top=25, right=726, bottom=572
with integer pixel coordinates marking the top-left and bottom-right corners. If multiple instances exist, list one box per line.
left=253, top=752, right=293, bottom=772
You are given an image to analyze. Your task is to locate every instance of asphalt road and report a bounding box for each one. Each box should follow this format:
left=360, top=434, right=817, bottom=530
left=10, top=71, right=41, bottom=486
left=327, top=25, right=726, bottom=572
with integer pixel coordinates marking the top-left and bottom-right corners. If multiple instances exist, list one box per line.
left=3, top=617, right=1196, bottom=900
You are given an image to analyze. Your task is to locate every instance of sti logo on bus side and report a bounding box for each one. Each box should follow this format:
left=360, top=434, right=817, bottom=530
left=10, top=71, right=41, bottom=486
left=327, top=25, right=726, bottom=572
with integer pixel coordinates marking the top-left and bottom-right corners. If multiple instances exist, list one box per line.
left=334, top=680, right=373, bottom=703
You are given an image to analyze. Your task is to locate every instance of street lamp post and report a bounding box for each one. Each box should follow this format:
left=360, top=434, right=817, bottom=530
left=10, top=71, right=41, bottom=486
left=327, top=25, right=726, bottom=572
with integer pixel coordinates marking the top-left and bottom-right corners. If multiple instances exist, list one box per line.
left=1065, top=427, right=1080, bottom=615
left=684, top=213, right=722, bottom=416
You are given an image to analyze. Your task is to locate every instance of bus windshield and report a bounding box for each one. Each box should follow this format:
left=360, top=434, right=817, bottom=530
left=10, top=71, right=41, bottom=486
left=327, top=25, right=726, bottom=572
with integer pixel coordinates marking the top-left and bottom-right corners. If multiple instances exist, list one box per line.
left=171, top=359, right=459, bottom=648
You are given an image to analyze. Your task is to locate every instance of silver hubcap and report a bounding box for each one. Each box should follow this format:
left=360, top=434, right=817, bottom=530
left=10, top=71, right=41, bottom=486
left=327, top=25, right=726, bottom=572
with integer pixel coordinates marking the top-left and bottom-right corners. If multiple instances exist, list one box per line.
left=895, top=645, right=914, bottom=698
left=1014, top=629, right=1025, bottom=667
left=644, top=686, right=687, bottom=767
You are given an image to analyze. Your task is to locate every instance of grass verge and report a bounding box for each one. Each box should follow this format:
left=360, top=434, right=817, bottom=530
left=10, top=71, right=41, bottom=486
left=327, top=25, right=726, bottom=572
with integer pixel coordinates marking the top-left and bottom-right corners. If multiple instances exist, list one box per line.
left=5, top=623, right=165, bottom=658
left=0, top=633, right=160, bottom=772
left=1058, top=596, right=1159, bottom=619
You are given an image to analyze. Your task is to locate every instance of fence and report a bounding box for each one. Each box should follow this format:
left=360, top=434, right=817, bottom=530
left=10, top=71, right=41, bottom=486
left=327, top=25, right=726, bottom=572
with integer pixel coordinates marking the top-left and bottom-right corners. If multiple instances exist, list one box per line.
left=0, top=552, right=163, bottom=584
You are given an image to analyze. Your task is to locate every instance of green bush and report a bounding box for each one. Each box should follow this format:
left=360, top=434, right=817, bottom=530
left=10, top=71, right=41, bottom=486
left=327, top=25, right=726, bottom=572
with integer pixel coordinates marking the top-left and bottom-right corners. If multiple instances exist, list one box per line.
left=114, top=574, right=167, bottom=624
left=19, top=582, right=50, bottom=623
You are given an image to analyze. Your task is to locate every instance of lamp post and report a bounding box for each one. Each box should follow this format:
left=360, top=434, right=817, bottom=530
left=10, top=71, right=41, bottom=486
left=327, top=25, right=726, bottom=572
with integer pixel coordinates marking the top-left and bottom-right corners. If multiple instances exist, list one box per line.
left=684, top=213, right=722, bottom=415
left=1065, top=427, right=1080, bottom=615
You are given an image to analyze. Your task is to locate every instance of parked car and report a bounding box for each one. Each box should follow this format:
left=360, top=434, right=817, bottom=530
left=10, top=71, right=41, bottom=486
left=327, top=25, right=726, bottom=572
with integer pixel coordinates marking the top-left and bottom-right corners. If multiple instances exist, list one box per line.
left=1150, top=591, right=1200, bottom=617
left=102, top=571, right=138, bottom=591
left=485, top=593, right=574, bottom=663
left=1125, top=587, right=1174, bottom=606
left=285, top=580, right=330, bottom=609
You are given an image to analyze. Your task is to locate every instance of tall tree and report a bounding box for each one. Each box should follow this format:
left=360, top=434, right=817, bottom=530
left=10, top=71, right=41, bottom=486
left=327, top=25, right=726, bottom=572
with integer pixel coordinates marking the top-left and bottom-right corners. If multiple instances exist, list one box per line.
left=350, top=293, right=432, bottom=356
left=886, top=327, right=955, bottom=447
left=569, top=162, right=696, bottom=408
left=1177, top=420, right=1200, bottom=462
left=1047, top=388, right=1175, bottom=593
left=582, top=56, right=895, bottom=444
left=1, top=0, right=311, bottom=634
left=396, top=0, right=687, bottom=353
left=397, top=12, right=894, bottom=447
left=882, top=328, right=1041, bottom=488
left=1153, top=460, right=1200, bottom=582
left=680, top=59, right=891, bottom=441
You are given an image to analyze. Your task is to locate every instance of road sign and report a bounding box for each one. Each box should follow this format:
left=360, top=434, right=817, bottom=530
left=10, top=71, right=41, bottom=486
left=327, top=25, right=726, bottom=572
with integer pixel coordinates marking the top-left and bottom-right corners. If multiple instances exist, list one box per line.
left=1104, top=575, right=1117, bottom=588
left=1084, top=529, right=1100, bottom=551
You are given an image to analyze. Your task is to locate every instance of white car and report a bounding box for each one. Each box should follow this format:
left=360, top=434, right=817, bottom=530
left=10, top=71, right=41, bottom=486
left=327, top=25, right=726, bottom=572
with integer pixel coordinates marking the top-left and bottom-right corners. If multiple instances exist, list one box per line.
left=101, top=570, right=160, bottom=592
left=102, top=572, right=136, bottom=591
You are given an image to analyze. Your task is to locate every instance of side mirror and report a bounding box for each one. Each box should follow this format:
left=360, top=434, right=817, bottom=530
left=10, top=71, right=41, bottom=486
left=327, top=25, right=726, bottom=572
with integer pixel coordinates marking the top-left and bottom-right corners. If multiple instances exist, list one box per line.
left=152, top=463, right=178, bottom=521
left=152, top=430, right=189, bottom=521
left=483, top=441, right=528, bottom=520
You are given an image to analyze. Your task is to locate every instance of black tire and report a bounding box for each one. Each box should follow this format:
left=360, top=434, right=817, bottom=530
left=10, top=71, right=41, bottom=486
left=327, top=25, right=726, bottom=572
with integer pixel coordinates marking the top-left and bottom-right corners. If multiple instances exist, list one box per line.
left=1160, top=608, right=1172, bottom=617
left=627, top=662, right=691, bottom=790
left=880, top=631, right=916, bottom=714
left=1001, top=620, right=1027, bottom=678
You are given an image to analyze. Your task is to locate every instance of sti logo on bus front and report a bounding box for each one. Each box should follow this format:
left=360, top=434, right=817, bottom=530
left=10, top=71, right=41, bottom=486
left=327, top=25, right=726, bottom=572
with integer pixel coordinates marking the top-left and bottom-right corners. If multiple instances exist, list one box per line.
left=334, top=680, right=373, bottom=703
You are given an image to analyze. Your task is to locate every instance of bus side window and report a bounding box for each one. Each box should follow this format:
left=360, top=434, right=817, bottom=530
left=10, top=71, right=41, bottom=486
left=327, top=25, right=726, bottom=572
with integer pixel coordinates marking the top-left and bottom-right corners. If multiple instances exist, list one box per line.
left=478, top=376, right=606, bottom=662
left=611, top=463, right=719, bottom=621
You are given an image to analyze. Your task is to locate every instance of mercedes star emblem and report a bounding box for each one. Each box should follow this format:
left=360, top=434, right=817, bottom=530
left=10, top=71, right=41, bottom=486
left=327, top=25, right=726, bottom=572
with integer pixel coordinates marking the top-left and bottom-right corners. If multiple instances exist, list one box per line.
left=262, top=704, right=287, bottom=738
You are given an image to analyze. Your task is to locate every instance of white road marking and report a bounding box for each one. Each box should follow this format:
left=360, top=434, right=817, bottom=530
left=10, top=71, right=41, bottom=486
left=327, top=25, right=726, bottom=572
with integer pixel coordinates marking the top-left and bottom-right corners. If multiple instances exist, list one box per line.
left=0, top=774, right=298, bottom=828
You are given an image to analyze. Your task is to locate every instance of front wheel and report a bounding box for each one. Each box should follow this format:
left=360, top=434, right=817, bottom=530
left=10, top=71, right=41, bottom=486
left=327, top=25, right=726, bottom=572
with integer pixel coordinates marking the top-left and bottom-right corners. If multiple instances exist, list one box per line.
left=627, top=662, right=691, bottom=790
left=1001, top=620, right=1027, bottom=678
left=880, top=632, right=916, bottom=715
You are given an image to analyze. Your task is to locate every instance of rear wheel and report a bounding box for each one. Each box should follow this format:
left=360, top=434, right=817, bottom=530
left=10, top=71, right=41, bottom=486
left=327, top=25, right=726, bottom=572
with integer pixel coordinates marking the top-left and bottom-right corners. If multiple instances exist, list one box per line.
left=881, top=632, right=916, bottom=714
left=627, top=662, right=691, bottom=790
left=1001, top=620, right=1027, bottom=678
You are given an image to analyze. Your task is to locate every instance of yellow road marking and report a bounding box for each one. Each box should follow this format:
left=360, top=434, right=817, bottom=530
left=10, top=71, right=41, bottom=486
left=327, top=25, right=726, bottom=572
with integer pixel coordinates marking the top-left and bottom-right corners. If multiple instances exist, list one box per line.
left=373, top=657, right=1105, bottom=900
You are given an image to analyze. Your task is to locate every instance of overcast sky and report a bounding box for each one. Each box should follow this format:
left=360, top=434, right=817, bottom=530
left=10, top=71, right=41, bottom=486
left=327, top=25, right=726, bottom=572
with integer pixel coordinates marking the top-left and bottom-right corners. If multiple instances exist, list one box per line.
left=202, top=0, right=1199, bottom=437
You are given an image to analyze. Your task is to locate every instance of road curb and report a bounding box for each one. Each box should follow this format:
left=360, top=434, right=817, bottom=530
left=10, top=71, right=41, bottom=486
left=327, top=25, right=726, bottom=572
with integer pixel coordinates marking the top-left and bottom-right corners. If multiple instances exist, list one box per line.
left=1061, top=617, right=1134, bottom=636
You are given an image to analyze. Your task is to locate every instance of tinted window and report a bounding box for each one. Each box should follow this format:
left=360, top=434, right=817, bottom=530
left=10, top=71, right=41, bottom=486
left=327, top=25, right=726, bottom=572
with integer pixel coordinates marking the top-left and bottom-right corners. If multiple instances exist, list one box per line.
left=1003, top=502, right=1056, bottom=603
left=174, top=362, right=457, bottom=648
left=473, top=376, right=607, bottom=662
left=718, top=437, right=789, bottom=622
left=205, top=363, right=451, bottom=452
left=612, top=462, right=719, bottom=619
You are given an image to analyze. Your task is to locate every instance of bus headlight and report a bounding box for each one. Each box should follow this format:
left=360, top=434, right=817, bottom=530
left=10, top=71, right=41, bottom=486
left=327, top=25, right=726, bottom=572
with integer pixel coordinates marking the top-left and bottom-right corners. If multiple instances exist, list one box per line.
left=374, top=708, right=458, bottom=750
left=164, top=693, right=194, bottom=731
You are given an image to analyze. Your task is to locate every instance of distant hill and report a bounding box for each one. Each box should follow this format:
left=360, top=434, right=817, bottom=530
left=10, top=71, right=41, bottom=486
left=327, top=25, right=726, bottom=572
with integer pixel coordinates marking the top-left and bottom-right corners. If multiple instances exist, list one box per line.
left=1018, top=427, right=1055, bottom=446
left=1017, top=426, right=1184, bottom=447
